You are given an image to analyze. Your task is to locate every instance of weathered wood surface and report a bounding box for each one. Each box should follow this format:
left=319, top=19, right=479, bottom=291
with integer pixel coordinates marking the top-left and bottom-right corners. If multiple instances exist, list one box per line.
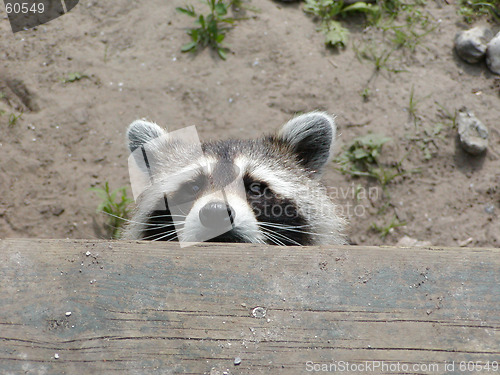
left=0, top=239, right=498, bottom=374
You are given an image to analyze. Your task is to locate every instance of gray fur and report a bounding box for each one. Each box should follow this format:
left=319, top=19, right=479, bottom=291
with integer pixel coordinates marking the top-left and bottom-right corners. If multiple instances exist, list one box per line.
left=278, top=111, right=337, bottom=177
left=127, top=119, right=166, bottom=153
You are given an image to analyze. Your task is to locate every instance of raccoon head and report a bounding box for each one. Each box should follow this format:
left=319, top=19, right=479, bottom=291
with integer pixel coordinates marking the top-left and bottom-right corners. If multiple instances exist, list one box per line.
left=123, top=112, right=345, bottom=246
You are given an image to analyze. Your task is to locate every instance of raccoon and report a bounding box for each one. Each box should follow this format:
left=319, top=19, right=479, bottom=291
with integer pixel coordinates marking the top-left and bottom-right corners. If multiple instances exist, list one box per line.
left=121, top=112, right=346, bottom=246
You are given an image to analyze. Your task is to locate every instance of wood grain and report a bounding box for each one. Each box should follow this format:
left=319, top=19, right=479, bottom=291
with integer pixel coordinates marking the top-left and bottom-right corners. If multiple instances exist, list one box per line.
left=0, top=239, right=499, bottom=374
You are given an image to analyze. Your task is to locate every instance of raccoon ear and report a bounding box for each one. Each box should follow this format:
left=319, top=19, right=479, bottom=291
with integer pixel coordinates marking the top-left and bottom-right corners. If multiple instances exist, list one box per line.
left=278, top=112, right=337, bottom=177
left=126, top=119, right=166, bottom=153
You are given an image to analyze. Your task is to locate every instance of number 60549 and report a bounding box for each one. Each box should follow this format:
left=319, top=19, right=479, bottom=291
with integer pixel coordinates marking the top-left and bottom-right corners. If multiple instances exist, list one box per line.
left=5, top=2, right=45, bottom=14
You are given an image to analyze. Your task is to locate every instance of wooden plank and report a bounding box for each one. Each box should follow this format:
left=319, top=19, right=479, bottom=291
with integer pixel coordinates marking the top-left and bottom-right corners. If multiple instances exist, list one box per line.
left=0, top=239, right=499, bottom=374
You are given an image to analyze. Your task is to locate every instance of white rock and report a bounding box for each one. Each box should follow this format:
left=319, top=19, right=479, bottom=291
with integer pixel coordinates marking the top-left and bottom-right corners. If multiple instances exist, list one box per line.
left=396, top=236, right=432, bottom=247
left=486, top=31, right=500, bottom=74
left=457, top=109, right=489, bottom=155
left=454, top=26, right=493, bottom=64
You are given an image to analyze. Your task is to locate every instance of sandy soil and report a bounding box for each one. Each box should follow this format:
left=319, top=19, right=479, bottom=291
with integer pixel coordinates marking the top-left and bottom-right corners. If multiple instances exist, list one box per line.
left=0, top=0, right=498, bottom=247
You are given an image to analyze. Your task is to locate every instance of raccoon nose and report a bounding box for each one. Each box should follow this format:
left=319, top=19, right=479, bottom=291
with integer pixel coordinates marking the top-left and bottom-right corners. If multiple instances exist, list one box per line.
left=199, top=201, right=235, bottom=229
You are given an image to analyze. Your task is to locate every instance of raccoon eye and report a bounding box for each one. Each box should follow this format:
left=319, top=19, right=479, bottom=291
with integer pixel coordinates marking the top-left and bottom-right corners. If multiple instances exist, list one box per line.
left=174, top=175, right=207, bottom=204
left=186, top=181, right=201, bottom=195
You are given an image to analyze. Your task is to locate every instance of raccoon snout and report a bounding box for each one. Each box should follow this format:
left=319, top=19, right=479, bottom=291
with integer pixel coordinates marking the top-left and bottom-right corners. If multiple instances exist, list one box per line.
left=199, top=201, right=235, bottom=229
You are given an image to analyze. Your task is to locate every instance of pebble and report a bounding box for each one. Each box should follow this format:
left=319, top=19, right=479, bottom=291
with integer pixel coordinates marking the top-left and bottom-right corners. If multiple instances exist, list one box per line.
left=51, top=206, right=65, bottom=216
left=486, top=31, right=500, bottom=75
left=396, top=236, right=432, bottom=247
left=251, top=306, right=267, bottom=319
left=484, top=204, right=495, bottom=215
left=454, top=26, right=493, bottom=64
left=65, top=311, right=72, bottom=317
left=73, top=108, right=89, bottom=125
left=457, top=109, right=489, bottom=155
left=234, top=357, right=242, bottom=366
left=459, top=237, right=473, bottom=247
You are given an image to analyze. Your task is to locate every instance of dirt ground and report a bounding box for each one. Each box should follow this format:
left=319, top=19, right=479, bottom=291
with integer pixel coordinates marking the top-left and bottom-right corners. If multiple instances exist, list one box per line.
left=0, top=0, right=498, bottom=247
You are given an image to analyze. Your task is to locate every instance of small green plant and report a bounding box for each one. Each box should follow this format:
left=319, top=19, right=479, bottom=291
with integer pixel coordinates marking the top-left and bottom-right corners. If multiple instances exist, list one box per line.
left=335, top=134, right=415, bottom=188
left=375, top=0, right=403, bottom=18
left=231, top=0, right=260, bottom=13
left=391, top=23, right=436, bottom=52
left=353, top=43, right=404, bottom=73
left=62, top=72, right=89, bottom=83
left=361, top=87, right=371, bottom=102
left=8, top=111, right=23, bottom=126
left=458, top=0, right=500, bottom=23
left=405, top=102, right=457, bottom=161
left=177, top=0, right=235, bottom=59
left=90, top=182, right=133, bottom=239
left=407, top=85, right=431, bottom=127
left=435, top=101, right=457, bottom=129
left=103, top=45, right=109, bottom=63
left=371, top=0, right=436, bottom=56
left=304, top=0, right=379, bottom=47
left=336, top=134, right=392, bottom=176
left=408, top=85, right=418, bottom=124
left=371, top=215, right=406, bottom=239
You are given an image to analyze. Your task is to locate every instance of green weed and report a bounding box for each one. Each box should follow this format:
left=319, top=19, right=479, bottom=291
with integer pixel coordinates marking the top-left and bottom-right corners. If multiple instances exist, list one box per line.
left=90, top=182, right=133, bottom=239
left=407, top=85, right=432, bottom=128
left=405, top=102, right=457, bottom=161
left=353, top=43, right=403, bottom=73
left=458, top=0, right=500, bottom=23
left=336, top=134, right=417, bottom=188
left=371, top=0, right=436, bottom=56
left=8, top=111, right=23, bottom=126
left=177, top=0, right=236, bottom=59
left=304, top=0, right=379, bottom=47
left=371, top=215, right=406, bottom=239
left=361, top=87, right=371, bottom=102
left=435, top=101, right=457, bottom=129
left=62, top=72, right=89, bottom=83
left=391, top=23, right=436, bottom=52
left=407, top=85, right=418, bottom=124
left=231, top=0, right=260, bottom=13
left=406, top=124, right=444, bottom=160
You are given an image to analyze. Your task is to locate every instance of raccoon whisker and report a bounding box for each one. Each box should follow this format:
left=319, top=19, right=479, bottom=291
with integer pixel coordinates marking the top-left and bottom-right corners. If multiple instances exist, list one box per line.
left=151, top=234, right=177, bottom=242
left=150, top=228, right=183, bottom=242
left=140, top=222, right=186, bottom=241
left=100, top=211, right=181, bottom=228
left=145, top=232, right=175, bottom=241
left=260, top=227, right=302, bottom=246
left=258, top=222, right=314, bottom=230
left=147, top=214, right=187, bottom=220
left=260, top=227, right=301, bottom=246
left=151, top=233, right=177, bottom=242
left=258, top=222, right=330, bottom=237
left=261, top=231, right=286, bottom=246
left=140, top=225, right=183, bottom=241
left=144, top=220, right=186, bottom=228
